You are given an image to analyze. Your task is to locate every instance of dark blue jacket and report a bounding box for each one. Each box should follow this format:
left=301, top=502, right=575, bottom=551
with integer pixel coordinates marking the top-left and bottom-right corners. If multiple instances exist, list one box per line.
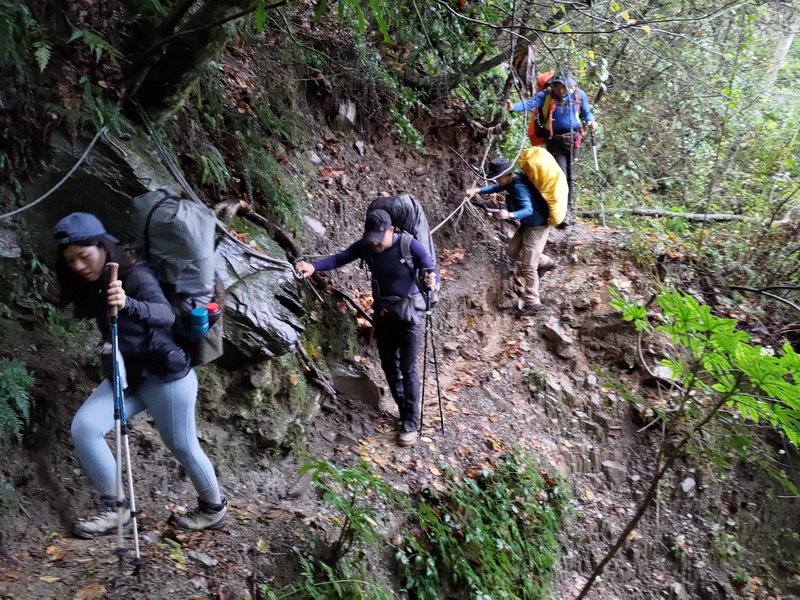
left=95, top=265, right=190, bottom=388
left=313, top=233, right=436, bottom=302
left=478, top=174, right=549, bottom=227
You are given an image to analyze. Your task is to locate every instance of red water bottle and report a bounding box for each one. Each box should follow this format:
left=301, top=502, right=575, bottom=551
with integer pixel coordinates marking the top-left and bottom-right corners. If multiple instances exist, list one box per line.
left=205, top=302, right=221, bottom=326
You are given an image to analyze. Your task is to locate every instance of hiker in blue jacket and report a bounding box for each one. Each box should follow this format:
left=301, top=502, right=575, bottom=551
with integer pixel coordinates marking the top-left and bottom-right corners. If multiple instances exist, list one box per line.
left=505, top=72, right=598, bottom=226
left=53, top=212, right=226, bottom=538
left=295, top=209, right=438, bottom=448
left=467, top=157, right=557, bottom=316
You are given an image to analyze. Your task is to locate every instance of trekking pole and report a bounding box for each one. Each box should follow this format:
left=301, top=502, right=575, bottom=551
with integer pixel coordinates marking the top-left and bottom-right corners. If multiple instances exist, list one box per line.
left=418, top=303, right=429, bottom=434
left=423, top=291, right=445, bottom=434
left=106, top=263, right=142, bottom=576
left=590, top=131, right=606, bottom=227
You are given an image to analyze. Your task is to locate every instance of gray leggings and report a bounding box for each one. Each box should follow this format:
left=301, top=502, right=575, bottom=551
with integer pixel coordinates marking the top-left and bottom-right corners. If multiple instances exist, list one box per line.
left=71, top=369, right=222, bottom=504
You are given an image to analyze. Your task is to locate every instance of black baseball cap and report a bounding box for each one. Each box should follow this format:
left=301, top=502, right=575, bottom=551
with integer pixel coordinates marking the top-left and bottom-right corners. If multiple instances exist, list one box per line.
left=53, top=212, right=119, bottom=245
left=363, top=209, right=393, bottom=244
left=486, top=157, right=513, bottom=180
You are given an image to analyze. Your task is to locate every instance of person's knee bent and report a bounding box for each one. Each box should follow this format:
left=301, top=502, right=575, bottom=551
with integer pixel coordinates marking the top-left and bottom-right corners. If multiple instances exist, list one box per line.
left=168, top=436, right=203, bottom=467
left=71, top=410, right=102, bottom=444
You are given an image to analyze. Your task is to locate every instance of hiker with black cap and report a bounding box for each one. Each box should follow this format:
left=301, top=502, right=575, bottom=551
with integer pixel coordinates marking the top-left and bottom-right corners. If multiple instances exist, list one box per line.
left=504, top=71, right=597, bottom=226
left=294, top=209, right=438, bottom=448
left=52, top=212, right=227, bottom=538
left=467, top=157, right=557, bottom=316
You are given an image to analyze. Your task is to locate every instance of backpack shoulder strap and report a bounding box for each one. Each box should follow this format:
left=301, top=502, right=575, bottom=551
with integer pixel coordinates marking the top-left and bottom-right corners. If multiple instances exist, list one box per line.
left=143, top=190, right=178, bottom=261
left=400, top=232, right=415, bottom=273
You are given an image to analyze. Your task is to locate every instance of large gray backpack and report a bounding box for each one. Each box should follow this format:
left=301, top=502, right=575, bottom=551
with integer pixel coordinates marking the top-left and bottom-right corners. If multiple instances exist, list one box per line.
left=132, top=189, right=223, bottom=364
left=366, top=193, right=439, bottom=306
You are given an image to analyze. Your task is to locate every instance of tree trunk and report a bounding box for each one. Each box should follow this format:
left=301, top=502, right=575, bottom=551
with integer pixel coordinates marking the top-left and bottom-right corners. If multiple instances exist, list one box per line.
left=577, top=207, right=750, bottom=222
left=127, top=0, right=258, bottom=120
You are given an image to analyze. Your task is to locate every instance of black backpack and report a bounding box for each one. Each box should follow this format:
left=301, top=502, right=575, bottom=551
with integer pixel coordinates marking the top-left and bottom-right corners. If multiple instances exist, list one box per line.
left=366, top=194, right=439, bottom=305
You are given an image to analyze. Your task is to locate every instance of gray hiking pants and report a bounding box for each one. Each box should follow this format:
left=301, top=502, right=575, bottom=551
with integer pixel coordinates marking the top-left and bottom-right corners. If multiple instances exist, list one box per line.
left=508, top=225, right=551, bottom=307
left=71, top=369, right=222, bottom=504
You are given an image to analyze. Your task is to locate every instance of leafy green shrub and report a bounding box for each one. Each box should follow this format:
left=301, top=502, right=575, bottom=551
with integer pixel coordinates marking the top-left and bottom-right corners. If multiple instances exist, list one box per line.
left=0, top=359, right=35, bottom=443
left=239, top=140, right=302, bottom=228
left=398, top=450, right=569, bottom=599
left=260, top=458, right=399, bottom=599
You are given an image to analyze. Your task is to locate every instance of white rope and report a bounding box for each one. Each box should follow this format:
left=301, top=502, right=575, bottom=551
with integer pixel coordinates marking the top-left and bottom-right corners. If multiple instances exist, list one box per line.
left=0, top=127, right=108, bottom=221
left=430, top=197, right=471, bottom=235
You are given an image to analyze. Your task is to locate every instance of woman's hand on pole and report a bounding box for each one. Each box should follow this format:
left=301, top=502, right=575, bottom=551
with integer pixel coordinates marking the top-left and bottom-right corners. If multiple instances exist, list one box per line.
left=107, top=278, right=126, bottom=312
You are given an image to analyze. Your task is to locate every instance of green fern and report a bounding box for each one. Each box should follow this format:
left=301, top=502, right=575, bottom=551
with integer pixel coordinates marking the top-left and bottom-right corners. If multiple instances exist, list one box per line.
left=0, top=359, right=35, bottom=444
left=32, top=40, right=50, bottom=72
left=77, top=76, right=133, bottom=135
left=0, top=0, right=50, bottom=73
left=69, top=28, right=122, bottom=66
left=199, top=142, right=231, bottom=192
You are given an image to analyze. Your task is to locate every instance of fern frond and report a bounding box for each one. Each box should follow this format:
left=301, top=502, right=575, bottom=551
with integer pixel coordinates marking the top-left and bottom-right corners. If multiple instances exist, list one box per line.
left=69, top=28, right=123, bottom=66
left=0, top=359, right=35, bottom=444
left=33, top=40, right=50, bottom=72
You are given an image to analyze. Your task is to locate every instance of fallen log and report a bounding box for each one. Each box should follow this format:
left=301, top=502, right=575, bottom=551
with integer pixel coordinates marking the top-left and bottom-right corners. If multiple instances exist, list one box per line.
left=577, top=208, right=750, bottom=222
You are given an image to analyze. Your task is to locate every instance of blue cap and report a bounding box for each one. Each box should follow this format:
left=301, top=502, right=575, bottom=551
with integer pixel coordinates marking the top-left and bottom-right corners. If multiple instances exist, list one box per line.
left=53, top=212, right=119, bottom=245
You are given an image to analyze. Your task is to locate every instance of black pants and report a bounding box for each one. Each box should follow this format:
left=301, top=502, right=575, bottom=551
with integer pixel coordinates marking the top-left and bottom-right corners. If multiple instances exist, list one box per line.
left=547, top=133, right=580, bottom=221
left=374, top=313, right=422, bottom=433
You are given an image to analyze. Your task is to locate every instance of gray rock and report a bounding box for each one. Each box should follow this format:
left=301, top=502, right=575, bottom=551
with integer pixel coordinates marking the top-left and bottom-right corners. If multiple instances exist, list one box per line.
left=642, top=364, right=679, bottom=389
left=602, top=460, right=628, bottom=486
left=681, top=477, right=696, bottom=495
left=309, top=150, right=322, bottom=165
left=217, top=236, right=304, bottom=358
left=303, top=215, right=327, bottom=236
left=542, top=318, right=576, bottom=359
left=354, top=139, right=366, bottom=156
left=584, top=373, right=599, bottom=389
left=333, top=99, right=357, bottom=132
left=330, top=361, right=382, bottom=409
left=188, top=550, right=218, bottom=568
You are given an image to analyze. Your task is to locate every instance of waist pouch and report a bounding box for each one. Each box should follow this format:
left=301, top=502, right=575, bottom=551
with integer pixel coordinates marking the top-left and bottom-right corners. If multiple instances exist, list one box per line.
left=551, top=131, right=583, bottom=149
left=374, top=294, right=424, bottom=323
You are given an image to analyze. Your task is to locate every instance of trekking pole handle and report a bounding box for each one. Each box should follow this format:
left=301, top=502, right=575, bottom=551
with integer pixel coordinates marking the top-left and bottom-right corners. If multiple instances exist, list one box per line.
left=106, top=262, right=119, bottom=318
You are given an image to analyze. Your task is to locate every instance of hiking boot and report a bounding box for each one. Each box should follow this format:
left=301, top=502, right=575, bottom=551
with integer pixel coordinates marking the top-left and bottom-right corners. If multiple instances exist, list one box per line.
left=73, top=496, right=131, bottom=539
left=398, top=430, right=419, bottom=447
left=170, top=498, right=227, bottom=531
left=517, top=303, right=544, bottom=318
left=497, top=296, right=523, bottom=311
left=537, top=260, right=557, bottom=278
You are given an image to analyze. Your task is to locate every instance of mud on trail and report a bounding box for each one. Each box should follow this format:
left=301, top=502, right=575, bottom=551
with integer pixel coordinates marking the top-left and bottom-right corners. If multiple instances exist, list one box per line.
left=1, top=125, right=798, bottom=600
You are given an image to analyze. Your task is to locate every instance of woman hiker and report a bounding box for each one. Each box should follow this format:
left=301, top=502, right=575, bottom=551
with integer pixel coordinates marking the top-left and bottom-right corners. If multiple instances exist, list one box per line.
left=53, top=212, right=226, bottom=538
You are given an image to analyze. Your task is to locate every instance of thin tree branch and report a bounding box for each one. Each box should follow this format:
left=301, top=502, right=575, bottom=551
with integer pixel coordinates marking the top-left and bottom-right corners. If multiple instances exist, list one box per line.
left=729, top=287, right=800, bottom=313
left=576, top=373, right=745, bottom=599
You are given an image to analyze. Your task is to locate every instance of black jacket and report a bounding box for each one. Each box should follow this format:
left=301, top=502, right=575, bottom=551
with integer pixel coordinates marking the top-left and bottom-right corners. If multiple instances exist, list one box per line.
left=96, top=265, right=190, bottom=389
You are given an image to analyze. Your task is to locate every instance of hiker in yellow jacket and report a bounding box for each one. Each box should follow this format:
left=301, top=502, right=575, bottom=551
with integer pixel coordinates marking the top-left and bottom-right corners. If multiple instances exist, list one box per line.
left=467, top=149, right=567, bottom=316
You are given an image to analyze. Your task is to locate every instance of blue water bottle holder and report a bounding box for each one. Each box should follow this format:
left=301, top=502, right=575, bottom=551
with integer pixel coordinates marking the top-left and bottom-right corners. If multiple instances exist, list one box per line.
left=177, top=299, right=224, bottom=366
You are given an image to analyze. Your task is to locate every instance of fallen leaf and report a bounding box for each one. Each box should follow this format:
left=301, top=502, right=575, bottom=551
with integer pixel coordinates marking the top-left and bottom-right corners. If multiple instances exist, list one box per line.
left=288, top=372, right=299, bottom=386
left=46, top=545, right=67, bottom=562
left=428, top=466, right=441, bottom=476
left=74, top=582, right=106, bottom=600
left=256, top=539, right=270, bottom=554
left=488, top=412, right=499, bottom=422
left=40, top=575, right=61, bottom=583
